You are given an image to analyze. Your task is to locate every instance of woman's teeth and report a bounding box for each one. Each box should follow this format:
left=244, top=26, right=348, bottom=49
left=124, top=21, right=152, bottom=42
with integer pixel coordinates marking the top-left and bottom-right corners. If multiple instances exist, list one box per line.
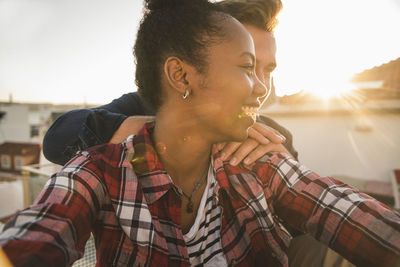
left=241, top=106, right=258, bottom=120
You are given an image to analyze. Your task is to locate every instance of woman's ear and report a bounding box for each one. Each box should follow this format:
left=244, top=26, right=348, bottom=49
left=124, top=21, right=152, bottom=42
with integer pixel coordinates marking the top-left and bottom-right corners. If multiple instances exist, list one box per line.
left=163, top=57, right=191, bottom=96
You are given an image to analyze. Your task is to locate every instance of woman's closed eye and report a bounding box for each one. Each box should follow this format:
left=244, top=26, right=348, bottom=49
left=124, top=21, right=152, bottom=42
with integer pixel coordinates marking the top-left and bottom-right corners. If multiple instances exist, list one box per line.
left=241, top=64, right=256, bottom=75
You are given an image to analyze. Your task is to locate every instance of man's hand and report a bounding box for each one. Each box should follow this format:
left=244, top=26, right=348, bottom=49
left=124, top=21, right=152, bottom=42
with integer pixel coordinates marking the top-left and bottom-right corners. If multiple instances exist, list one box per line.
left=215, top=122, right=293, bottom=166
left=110, top=116, right=155, bottom=143
left=111, top=118, right=293, bottom=165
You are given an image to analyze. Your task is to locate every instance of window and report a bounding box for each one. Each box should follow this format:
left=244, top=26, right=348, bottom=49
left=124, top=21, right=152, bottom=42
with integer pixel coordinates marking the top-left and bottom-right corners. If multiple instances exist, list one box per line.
left=1, top=155, right=11, bottom=169
left=30, top=125, right=40, bottom=137
left=14, top=156, right=23, bottom=170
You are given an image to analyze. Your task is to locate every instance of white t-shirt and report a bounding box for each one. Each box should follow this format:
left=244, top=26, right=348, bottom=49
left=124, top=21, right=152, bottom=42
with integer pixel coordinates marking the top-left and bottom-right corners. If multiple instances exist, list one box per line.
left=183, top=164, right=228, bottom=267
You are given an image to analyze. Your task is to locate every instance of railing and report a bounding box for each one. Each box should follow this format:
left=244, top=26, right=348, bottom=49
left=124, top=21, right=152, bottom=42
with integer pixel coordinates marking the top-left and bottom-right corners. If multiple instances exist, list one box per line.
left=391, top=169, right=400, bottom=210
left=20, top=163, right=61, bottom=207
left=22, top=163, right=61, bottom=177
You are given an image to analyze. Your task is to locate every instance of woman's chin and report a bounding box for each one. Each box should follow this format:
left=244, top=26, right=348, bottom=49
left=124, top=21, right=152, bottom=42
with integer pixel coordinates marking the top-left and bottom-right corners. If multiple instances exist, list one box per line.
left=223, top=114, right=254, bottom=141
left=239, top=113, right=256, bottom=128
left=211, top=114, right=254, bottom=143
left=226, top=125, right=251, bottom=143
left=239, top=112, right=256, bottom=124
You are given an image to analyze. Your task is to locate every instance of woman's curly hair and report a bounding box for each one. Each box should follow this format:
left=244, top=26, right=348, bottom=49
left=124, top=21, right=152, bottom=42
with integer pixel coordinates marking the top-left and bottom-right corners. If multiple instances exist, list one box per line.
left=134, top=0, right=229, bottom=112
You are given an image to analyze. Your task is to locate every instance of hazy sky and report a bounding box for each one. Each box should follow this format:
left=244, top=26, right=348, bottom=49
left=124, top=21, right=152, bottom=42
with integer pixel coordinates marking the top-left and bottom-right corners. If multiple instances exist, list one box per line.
left=1, top=0, right=399, bottom=104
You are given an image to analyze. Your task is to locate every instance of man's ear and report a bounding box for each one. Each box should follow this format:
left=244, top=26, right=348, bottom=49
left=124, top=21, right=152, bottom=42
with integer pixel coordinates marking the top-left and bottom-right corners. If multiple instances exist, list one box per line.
left=163, top=56, right=191, bottom=95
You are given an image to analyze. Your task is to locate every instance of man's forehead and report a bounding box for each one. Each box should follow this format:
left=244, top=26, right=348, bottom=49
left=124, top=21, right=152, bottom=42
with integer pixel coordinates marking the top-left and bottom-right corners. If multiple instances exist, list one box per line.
left=243, top=25, right=276, bottom=52
left=254, top=33, right=276, bottom=69
left=254, top=32, right=276, bottom=52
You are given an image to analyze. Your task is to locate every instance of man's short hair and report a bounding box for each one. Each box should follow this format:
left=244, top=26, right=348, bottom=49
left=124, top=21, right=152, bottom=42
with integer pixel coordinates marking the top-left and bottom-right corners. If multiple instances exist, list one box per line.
left=217, top=0, right=282, bottom=32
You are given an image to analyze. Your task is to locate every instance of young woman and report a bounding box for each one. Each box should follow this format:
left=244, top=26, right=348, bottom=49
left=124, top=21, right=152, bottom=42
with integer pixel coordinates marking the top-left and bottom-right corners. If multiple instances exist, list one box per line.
left=1, top=0, right=399, bottom=266
left=41, top=1, right=348, bottom=265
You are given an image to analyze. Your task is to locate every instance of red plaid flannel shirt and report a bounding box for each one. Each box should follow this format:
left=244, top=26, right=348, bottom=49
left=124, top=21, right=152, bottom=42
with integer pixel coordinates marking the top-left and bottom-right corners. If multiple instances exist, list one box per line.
left=1, top=122, right=400, bottom=266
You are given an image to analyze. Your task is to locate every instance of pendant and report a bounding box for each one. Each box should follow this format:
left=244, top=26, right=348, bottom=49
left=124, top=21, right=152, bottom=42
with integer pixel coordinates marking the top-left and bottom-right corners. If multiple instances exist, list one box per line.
left=186, top=200, right=194, bottom=213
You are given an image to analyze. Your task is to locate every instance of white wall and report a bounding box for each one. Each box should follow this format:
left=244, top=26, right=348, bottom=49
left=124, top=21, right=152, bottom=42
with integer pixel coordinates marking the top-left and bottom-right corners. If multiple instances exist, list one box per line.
left=267, top=112, right=400, bottom=182
left=0, top=105, right=30, bottom=143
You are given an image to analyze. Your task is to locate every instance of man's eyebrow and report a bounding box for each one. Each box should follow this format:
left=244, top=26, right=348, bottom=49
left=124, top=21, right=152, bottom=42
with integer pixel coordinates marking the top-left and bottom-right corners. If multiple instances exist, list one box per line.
left=264, top=62, right=277, bottom=71
left=240, top=52, right=255, bottom=63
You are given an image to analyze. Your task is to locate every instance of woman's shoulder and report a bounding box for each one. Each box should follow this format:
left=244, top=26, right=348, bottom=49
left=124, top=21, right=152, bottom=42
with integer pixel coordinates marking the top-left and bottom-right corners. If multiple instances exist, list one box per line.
left=230, top=152, right=295, bottom=177
left=57, top=138, right=135, bottom=185
left=252, top=152, right=312, bottom=185
left=223, top=152, right=311, bottom=189
left=63, top=143, right=123, bottom=168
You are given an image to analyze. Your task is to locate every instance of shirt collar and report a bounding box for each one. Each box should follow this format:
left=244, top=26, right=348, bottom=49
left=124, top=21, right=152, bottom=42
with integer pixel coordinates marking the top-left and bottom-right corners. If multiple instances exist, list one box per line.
left=126, top=121, right=175, bottom=204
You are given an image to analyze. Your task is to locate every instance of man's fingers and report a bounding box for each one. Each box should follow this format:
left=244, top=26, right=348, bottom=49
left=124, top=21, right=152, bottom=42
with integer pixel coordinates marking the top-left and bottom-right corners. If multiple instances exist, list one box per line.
left=248, top=127, right=270, bottom=145
left=243, top=143, right=276, bottom=165
left=217, top=122, right=289, bottom=166
left=228, top=139, right=258, bottom=166
left=252, top=122, right=286, bottom=144
left=220, top=142, right=241, bottom=161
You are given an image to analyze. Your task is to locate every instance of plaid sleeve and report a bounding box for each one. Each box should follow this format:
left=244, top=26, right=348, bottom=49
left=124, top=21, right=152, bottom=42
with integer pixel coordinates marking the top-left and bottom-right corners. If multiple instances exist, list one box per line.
left=257, top=152, right=400, bottom=266
left=0, top=153, right=107, bottom=266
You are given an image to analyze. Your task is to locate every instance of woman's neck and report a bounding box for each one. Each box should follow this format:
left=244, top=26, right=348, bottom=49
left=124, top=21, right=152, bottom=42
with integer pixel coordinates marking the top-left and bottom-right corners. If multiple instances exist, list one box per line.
left=153, top=111, right=212, bottom=188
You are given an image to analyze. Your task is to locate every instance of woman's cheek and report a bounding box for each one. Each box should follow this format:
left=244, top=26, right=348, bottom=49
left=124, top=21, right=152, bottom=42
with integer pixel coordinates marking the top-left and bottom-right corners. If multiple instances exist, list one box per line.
left=243, top=75, right=256, bottom=95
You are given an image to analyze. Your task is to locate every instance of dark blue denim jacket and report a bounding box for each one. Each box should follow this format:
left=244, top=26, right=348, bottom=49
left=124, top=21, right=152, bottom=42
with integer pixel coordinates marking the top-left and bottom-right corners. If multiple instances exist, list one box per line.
left=43, top=92, right=298, bottom=165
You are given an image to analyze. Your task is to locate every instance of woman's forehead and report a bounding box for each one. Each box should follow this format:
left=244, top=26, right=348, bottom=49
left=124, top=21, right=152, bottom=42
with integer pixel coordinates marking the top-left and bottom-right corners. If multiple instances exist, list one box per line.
left=214, top=17, right=255, bottom=56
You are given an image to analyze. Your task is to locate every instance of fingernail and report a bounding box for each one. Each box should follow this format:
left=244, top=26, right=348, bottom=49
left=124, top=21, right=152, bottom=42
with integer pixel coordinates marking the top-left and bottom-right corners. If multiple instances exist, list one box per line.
left=280, top=135, right=286, bottom=141
left=229, top=157, right=238, bottom=166
left=244, top=158, right=250, bottom=165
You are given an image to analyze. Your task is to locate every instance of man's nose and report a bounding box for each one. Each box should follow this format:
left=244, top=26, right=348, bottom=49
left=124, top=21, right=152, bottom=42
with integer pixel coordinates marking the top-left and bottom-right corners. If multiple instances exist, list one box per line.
left=253, top=75, right=268, bottom=100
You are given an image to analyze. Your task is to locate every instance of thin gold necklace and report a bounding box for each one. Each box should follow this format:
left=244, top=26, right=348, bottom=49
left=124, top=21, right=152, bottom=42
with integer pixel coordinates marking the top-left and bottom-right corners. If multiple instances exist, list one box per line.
left=181, top=166, right=209, bottom=213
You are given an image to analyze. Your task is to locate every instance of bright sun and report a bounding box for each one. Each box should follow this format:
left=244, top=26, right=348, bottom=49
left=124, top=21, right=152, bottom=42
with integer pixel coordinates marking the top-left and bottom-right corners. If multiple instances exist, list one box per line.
left=272, top=0, right=400, bottom=101
left=302, top=75, right=356, bottom=100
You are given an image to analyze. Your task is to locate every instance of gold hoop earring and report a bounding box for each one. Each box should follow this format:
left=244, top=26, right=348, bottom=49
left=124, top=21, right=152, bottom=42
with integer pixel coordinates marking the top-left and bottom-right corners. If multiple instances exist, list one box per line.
left=182, top=89, right=190, bottom=99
